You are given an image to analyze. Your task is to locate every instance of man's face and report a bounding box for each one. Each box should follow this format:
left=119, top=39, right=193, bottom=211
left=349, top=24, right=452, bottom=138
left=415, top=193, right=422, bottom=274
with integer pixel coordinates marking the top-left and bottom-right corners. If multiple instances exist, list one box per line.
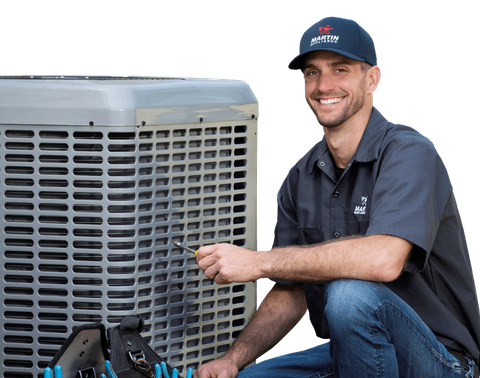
left=303, top=51, right=369, bottom=128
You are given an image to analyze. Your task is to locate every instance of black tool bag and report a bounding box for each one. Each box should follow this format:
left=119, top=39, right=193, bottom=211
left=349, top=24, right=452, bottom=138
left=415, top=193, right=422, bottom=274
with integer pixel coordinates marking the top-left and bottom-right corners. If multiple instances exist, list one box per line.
left=108, top=316, right=175, bottom=378
left=47, top=323, right=110, bottom=378
left=47, top=315, right=178, bottom=378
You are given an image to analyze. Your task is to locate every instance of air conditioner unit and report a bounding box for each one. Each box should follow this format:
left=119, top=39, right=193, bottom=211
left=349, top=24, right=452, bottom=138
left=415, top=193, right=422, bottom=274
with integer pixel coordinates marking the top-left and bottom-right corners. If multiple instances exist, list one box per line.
left=0, top=76, right=257, bottom=377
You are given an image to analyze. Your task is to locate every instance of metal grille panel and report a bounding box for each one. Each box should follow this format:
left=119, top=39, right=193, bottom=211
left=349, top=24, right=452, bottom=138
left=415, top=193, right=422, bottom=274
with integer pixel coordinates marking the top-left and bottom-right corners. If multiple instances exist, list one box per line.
left=0, top=119, right=257, bottom=377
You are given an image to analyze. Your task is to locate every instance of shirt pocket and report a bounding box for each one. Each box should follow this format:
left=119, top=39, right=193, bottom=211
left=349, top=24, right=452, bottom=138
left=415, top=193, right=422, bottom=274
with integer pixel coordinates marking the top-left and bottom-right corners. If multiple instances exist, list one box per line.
left=345, top=219, right=370, bottom=235
left=297, top=226, right=324, bottom=245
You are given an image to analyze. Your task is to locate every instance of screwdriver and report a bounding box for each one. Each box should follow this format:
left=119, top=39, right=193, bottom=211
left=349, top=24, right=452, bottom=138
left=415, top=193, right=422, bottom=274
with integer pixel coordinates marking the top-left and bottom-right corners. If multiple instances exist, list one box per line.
left=173, top=241, right=198, bottom=257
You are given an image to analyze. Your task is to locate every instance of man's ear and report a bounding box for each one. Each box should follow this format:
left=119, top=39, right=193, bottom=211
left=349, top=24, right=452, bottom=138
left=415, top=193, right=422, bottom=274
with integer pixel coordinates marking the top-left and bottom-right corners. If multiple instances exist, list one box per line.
left=367, top=66, right=381, bottom=94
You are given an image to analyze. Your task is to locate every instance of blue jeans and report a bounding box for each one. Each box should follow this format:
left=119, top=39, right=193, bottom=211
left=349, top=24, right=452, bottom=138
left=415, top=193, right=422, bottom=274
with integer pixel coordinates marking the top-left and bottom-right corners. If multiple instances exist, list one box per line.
left=237, top=280, right=476, bottom=378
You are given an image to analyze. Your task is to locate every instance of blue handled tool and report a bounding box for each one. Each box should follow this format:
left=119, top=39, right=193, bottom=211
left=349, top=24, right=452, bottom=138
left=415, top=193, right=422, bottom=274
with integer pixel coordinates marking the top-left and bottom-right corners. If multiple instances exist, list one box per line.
left=54, top=365, right=62, bottom=378
left=105, top=360, right=118, bottom=378
left=160, top=362, right=171, bottom=378
left=155, top=361, right=186, bottom=378
left=46, top=358, right=188, bottom=378
left=154, top=363, right=161, bottom=378
left=43, top=367, right=53, bottom=378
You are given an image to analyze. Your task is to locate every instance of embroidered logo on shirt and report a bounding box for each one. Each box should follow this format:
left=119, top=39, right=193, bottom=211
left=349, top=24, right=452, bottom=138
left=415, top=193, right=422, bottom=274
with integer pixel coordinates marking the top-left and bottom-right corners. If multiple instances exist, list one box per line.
left=354, top=196, right=368, bottom=215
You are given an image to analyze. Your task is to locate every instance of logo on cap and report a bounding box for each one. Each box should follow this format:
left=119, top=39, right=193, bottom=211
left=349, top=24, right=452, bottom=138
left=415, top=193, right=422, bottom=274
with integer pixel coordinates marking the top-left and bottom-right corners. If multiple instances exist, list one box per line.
left=319, top=25, right=333, bottom=35
left=310, top=35, right=340, bottom=46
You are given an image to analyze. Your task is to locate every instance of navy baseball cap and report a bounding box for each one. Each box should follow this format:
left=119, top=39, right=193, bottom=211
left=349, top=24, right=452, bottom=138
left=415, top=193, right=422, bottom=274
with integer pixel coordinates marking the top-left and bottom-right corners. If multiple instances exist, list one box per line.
left=289, top=17, right=377, bottom=70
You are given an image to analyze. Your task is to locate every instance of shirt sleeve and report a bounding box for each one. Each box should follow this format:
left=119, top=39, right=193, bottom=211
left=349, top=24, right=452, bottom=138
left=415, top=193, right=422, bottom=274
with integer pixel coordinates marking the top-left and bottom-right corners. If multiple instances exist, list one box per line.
left=270, top=168, right=302, bottom=285
left=365, top=131, right=452, bottom=273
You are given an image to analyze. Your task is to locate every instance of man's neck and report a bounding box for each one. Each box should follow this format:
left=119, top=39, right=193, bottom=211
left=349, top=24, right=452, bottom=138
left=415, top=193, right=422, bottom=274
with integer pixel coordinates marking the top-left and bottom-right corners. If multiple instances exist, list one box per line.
left=324, top=104, right=373, bottom=168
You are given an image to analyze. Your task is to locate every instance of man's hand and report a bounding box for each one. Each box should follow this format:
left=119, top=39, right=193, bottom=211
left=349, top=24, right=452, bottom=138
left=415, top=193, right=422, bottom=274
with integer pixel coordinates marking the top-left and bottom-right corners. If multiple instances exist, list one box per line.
left=193, top=356, right=239, bottom=378
left=193, top=284, right=307, bottom=378
left=196, top=244, right=266, bottom=284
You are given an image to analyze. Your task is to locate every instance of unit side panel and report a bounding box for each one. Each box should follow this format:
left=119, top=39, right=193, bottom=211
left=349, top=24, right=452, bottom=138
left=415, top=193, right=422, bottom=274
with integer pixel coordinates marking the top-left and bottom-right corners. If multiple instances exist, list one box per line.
left=0, top=120, right=257, bottom=377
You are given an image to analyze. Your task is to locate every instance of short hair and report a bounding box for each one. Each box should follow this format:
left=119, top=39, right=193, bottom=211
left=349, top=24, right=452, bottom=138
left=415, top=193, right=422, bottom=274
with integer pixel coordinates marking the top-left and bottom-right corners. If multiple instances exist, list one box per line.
left=361, top=62, right=373, bottom=72
left=300, top=52, right=374, bottom=73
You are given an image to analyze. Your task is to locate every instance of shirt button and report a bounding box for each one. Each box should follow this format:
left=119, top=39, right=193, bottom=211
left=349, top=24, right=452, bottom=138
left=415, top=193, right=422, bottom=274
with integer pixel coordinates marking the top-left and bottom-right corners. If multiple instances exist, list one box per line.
left=333, top=191, right=340, bottom=198
left=333, top=231, right=341, bottom=238
left=319, top=161, right=325, bottom=167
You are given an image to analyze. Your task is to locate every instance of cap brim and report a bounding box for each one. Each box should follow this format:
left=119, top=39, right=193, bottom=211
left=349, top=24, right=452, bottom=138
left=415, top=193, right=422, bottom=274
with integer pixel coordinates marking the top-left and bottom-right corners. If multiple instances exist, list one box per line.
left=289, top=48, right=366, bottom=70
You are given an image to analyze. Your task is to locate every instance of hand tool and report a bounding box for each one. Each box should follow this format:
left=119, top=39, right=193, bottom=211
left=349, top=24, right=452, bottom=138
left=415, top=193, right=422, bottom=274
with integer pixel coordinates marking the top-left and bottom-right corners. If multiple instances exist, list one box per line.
left=173, top=241, right=198, bottom=257
left=54, top=365, right=62, bottom=378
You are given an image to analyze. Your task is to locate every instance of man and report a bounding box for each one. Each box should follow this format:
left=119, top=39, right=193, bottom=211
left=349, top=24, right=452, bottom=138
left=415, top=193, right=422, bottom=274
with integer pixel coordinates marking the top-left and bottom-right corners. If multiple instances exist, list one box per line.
left=193, top=17, right=480, bottom=377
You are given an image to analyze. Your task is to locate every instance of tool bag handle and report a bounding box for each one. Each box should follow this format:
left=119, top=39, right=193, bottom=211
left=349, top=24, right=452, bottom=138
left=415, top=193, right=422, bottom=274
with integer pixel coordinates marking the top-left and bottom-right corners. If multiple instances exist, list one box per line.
left=108, top=315, right=177, bottom=378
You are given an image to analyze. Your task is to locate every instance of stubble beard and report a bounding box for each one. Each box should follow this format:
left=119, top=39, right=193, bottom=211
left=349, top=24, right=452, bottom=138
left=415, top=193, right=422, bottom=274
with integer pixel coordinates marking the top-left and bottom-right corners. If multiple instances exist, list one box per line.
left=310, top=77, right=367, bottom=128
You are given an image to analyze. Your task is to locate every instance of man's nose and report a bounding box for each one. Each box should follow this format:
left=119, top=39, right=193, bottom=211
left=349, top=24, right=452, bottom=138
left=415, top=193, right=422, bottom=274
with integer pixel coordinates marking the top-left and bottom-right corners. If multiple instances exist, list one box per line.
left=317, top=73, right=335, bottom=93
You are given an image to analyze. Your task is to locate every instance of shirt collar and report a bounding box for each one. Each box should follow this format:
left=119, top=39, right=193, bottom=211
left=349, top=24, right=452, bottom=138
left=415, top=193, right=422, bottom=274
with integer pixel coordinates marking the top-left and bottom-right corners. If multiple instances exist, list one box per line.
left=309, top=107, right=389, bottom=175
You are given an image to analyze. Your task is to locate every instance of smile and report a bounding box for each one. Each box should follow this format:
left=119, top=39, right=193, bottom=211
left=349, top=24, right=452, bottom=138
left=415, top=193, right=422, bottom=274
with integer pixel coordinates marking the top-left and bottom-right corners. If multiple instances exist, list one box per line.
left=319, top=97, right=344, bottom=105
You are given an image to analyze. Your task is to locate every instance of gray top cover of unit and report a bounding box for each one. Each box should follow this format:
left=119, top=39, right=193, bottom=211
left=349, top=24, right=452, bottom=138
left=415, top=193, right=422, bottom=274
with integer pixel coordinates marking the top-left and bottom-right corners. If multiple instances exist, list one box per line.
left=0, top=77, right=258, bottom=126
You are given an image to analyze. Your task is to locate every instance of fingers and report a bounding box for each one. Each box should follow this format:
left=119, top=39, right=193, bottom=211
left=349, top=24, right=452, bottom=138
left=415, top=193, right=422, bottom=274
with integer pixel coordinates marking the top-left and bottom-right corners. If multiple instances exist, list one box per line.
left=193, top=369, right=215, bottom=378
left=196, top=245, right=232, bottom=284
left=196, top=243, right=259, bottom=284
left=203, top=263, right=220, bottom=280
left=192, top=359, right=238, bottom=378
left=196, top=244, right=225, bottom=274
left=196, top=244, right=218, bottom=261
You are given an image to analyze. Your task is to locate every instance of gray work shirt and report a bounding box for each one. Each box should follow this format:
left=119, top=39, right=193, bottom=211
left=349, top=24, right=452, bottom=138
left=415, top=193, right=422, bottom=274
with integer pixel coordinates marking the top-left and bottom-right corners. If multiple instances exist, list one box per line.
left=273, top=108, right=480, bottom=362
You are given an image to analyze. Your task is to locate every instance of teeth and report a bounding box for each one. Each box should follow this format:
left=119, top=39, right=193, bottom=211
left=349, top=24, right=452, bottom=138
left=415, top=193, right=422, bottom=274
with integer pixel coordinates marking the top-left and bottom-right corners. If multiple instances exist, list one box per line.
left=320, top=98, right=342, bottom=105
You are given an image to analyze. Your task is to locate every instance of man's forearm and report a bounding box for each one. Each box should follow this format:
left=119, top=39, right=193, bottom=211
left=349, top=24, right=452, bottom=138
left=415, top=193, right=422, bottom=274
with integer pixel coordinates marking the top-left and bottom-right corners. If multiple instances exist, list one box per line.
left=196, top=234, right=412, bottom=285
left=221, top=283, right=307, bottom=370
left=264, top=234, right=412, bottom=283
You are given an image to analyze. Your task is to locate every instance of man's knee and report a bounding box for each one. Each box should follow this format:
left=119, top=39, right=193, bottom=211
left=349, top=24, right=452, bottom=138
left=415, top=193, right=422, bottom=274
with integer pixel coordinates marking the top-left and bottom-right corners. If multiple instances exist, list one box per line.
left=324, top=279, right=386, bottom=331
